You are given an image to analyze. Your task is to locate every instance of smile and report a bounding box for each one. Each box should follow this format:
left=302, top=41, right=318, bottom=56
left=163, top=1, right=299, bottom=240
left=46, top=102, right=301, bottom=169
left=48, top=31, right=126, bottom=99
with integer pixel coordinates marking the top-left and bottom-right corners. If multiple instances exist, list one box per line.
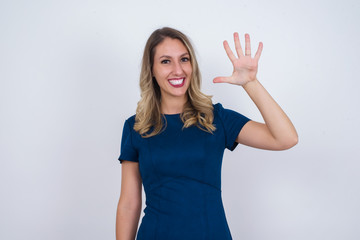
left=168, top=78, right=185, bottom=88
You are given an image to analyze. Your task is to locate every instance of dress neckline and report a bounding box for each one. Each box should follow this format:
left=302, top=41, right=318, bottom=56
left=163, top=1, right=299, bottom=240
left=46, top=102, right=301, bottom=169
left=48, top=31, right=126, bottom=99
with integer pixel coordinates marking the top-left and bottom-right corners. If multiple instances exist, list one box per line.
left=163, top=113, right=181, bottom=116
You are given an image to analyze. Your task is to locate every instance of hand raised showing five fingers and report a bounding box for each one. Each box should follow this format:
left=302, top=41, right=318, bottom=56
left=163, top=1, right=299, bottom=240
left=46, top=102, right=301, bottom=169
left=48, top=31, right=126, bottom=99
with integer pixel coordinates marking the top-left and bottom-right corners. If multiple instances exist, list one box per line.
left=213, top=32, right=263, bottom=86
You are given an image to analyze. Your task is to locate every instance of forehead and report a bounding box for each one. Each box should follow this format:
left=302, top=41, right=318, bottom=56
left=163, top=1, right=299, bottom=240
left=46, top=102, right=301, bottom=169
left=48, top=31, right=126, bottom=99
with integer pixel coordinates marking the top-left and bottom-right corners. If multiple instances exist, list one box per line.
left=154, top=38, right=189, bottom=57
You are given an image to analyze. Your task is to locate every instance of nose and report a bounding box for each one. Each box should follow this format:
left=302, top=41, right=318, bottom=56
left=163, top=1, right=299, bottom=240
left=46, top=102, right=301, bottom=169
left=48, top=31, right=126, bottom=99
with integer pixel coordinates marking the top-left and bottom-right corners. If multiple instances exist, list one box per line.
left=172, top=61, right=184, bottom=76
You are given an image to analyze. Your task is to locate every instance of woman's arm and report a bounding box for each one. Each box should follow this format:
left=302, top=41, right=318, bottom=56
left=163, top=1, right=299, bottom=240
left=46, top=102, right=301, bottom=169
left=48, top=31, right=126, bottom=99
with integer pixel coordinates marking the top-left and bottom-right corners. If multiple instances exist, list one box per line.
left=237, top=78, right=298, bottom=150
left=116, top=161, right=142, bottom=240
left=214, top=32, right=298, bottom=150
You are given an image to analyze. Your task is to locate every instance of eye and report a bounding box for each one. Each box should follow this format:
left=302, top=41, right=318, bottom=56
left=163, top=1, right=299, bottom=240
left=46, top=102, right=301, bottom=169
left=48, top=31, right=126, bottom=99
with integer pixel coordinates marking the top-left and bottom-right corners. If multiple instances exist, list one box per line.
left=181, top=57, right=190, bottom=62
left=161, top=59, right=170, bottom=64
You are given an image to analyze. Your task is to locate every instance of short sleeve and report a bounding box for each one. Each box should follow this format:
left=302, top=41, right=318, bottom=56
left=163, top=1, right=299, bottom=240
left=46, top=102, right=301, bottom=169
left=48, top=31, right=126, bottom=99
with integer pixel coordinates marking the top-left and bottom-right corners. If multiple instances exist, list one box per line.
left=118, top=119, right=139, bottom=164
left=215, top=103, right=251, bottom=151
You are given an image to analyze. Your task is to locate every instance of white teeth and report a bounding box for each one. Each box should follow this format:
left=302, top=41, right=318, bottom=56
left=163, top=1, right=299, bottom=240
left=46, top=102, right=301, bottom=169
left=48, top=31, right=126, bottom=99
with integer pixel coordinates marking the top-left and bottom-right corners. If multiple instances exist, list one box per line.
left=169, top=78, right=184, bottom=85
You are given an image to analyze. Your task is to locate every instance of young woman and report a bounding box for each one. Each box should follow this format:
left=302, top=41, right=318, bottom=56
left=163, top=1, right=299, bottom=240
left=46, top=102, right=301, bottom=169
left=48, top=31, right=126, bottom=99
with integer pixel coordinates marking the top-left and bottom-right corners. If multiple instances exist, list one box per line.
left=116, top=27, right=298, bottom=240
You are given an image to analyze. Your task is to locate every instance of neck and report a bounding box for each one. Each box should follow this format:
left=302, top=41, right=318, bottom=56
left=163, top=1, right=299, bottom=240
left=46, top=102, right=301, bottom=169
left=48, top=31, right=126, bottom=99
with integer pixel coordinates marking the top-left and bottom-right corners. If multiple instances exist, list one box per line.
left=160, top=94, right=188, bottom=114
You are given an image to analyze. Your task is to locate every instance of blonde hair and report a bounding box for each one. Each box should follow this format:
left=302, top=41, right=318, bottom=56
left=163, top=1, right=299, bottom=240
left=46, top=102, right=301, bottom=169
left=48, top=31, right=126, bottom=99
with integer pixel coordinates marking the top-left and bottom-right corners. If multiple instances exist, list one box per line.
left=134, top=27, right=216, bottom=137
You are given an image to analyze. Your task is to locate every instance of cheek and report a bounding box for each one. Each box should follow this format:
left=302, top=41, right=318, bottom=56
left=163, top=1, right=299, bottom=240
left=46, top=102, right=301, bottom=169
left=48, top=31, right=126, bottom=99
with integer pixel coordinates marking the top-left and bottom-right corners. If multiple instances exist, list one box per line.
left=154, top=66, right=170, bottom=78
left=154, top=77, right=164, bottom=88
left=185, top=64, right=193, bottom=75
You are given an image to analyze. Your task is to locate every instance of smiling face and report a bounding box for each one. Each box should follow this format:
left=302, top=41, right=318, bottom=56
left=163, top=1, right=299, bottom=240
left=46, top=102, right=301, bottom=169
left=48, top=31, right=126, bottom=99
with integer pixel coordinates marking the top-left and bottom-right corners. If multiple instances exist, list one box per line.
left=152, top=37, right=192, bottom=105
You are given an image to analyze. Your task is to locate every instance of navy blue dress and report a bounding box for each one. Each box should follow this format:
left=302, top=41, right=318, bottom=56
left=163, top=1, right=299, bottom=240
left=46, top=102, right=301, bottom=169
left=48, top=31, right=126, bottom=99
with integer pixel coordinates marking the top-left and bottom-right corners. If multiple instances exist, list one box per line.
left=118, top=103, right=250, bottom=240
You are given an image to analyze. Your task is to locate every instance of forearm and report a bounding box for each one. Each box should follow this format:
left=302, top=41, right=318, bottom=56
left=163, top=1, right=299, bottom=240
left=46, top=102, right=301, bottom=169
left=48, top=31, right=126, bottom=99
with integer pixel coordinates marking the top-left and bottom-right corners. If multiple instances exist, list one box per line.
left=116, top=203, right=141, bottom=240
left=243, top=78, right=298, bottom=145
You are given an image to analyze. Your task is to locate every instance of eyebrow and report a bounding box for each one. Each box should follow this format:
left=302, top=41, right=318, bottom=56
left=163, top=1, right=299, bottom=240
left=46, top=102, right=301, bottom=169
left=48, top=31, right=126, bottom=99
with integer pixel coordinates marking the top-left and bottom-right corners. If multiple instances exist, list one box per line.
left=159, top=53, right=190, bottom=59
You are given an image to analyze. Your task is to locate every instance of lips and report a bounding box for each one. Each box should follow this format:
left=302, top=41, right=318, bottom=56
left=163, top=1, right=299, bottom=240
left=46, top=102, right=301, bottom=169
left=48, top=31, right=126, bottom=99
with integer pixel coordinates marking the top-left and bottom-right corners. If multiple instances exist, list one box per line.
left=168, top=78, right=185, bottom=88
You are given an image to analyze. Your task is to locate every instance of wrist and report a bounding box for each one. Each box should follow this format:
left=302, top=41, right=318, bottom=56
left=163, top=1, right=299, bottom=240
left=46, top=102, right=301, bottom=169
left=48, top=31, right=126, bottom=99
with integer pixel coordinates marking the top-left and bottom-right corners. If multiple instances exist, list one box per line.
left=242, top=78, right=259, bottom=90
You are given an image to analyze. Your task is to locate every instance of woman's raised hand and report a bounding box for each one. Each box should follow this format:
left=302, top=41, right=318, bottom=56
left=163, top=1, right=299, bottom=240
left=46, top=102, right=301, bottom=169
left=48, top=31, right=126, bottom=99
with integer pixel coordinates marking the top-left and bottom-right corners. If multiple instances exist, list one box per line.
left=213, top=32, right=263, bottom=86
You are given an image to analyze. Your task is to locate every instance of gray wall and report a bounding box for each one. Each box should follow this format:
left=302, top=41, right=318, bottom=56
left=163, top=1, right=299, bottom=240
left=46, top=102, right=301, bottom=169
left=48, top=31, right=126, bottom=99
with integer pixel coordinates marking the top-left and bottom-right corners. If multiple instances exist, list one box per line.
left=1, top=0, right=359, bottom=239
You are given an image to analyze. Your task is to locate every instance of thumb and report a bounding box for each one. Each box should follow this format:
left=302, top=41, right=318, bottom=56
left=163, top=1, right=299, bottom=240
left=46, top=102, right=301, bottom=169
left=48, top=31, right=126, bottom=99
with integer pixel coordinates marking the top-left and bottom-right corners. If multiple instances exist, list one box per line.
left=213, top=76, right=230, bottom=83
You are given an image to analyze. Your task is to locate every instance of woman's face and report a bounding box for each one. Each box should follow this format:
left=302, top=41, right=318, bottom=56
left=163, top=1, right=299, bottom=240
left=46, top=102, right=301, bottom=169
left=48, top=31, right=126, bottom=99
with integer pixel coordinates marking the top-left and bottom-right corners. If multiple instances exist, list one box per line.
left=152, top=37, right=192, bottom=101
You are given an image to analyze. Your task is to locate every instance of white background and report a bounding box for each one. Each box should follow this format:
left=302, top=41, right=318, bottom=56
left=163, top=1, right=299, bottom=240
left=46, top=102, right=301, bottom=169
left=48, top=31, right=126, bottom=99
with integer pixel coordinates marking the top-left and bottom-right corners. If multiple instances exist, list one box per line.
left=1, top=0, right=359, bottom=239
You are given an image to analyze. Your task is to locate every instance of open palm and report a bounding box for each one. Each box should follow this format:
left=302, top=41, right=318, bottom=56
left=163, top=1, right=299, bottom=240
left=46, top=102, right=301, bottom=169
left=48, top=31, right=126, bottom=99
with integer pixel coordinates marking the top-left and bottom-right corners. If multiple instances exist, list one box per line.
left=213, top=32, right=263, bottom=86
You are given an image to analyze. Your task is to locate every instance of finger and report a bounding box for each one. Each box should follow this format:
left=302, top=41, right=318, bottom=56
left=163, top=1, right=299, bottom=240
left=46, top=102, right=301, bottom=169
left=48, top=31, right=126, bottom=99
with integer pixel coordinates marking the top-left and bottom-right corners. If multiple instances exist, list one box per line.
left=234, top=32, right=244, bottom=57
left=254, top=42, right=263, bottom=61
left=223, top=40, right=237, bottom=62
left=245, top=33, right=251, bottom=56
left=213, top=76, right=231, bottom=83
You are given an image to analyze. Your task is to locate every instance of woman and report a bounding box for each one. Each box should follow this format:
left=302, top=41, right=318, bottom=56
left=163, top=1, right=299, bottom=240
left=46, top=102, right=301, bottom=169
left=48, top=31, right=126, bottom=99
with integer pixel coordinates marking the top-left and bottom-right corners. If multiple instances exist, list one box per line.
left=116, top=27, right=298, bottom=240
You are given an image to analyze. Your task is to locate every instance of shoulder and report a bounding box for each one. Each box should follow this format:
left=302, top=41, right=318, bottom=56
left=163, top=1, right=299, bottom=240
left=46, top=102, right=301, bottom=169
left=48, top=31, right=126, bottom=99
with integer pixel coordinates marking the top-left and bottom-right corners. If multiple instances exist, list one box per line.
left=121, top=114, right=143, bottom=146
left=212, top=102, right=226, bottom=121
left=121, top=114, right=138, bottom=138
left=213, top=102, right=247, bottom=116
left=211, top=102, right=251, bottom=150
left=212, top=102, right=234, bottom=116
left=212, top=102, right=251, bottom=125
left=212, top=102, right=229, bottom=126
left=124, top=114, right=136, bottom=127
left=212, top=102, right=224, bottom=113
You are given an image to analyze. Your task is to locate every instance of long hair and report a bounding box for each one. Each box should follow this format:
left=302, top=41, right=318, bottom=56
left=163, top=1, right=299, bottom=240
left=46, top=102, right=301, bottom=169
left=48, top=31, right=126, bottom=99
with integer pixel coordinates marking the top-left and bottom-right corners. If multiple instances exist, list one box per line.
left=134, top=27, right=216, bottom=138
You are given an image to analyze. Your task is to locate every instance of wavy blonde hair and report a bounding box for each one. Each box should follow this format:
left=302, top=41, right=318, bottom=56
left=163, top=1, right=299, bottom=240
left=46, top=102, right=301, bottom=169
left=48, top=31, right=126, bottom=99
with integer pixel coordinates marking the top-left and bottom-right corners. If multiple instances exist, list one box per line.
left=134, top=27, right=216, bottom=137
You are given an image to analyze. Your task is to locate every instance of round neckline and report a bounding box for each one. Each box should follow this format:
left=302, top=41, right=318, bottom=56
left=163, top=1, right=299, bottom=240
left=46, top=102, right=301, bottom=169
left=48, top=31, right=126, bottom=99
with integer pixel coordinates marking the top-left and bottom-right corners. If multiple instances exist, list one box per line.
left=163, top=113, right=181, bottom=116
